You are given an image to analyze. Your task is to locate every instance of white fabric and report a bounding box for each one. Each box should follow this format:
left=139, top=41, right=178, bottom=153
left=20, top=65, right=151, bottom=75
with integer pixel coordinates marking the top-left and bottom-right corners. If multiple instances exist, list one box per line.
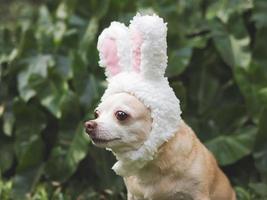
left=97, top=22, right=132, bottom=76
left=97, top=13, right=182, bottom=176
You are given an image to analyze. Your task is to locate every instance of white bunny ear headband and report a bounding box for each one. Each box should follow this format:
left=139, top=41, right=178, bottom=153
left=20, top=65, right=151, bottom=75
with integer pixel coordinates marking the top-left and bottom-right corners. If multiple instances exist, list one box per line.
left=97, top=13, right=182, bottom=176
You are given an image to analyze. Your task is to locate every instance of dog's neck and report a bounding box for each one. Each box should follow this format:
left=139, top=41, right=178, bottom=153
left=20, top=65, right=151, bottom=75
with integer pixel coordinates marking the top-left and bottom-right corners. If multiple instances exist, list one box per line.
left=112, top=121, right=196, bottom=179
left=110, top=126, right=180, bottom=176
left=138, top=122, right=196, bottom=179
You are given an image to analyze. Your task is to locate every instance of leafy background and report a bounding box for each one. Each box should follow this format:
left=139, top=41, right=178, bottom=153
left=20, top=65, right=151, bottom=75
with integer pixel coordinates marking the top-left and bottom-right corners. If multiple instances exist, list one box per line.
left=0, top=0, right=267, bottom=199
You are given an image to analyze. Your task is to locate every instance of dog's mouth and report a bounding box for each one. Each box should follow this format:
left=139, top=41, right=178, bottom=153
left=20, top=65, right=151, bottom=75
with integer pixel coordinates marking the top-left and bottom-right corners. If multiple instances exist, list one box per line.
left=91, top=137, right=121, bottom=144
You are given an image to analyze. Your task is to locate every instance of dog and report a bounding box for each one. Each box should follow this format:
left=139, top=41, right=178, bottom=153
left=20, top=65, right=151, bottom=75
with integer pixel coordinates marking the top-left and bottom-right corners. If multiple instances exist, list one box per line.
left=85, top=93, right=236, bottom=200
left=84, top=14, right=236, bottom=200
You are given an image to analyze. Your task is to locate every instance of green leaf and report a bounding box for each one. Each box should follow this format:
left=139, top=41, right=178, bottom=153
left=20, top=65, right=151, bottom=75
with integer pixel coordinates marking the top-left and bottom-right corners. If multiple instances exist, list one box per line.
left=31, top=184, right=49, bottom=200
left=28, top=72, right=69, bottom=118
left=210, top=19, right=251, bottom=69
left=78, top=17, right=99, bottom=64
left=253, top=109, right=267, bottom=182
left=197, top=73, right=220, bottom=115
left=56, top=2, right=71, bottom=20
left=71, top=52, right=89, bottom=93
left=206, top=126, right=257, bottom=165
left=53, top=21, right=67, bottom=47
left=230, top=36, right=251, bottom=69
left=71, top=52, right=101, bottom=107
left=17, top=55, right=54, bottom=101
left=166, top=47, right=192, bottom=76
left=252, top=0, right=267, bottom=29
left=206, top=0, right=253, bottom=23
left=212, top=104, right=248, bottom=134
left=234, top=65, right=267, bottom=121
left=3, top=108, right=14, bottom=136
left=235, top=186, right=253, bottom=200
left=79, top=75, right=100, bottom=107
left=66, top=124, right=90, bottom=172
left=94, top=0, right=111, bottom=20
left=13, top=100, right=46, bottom=172
left=0, top=140, right=14, bottom=173
left=0, top=179, right=12, bottom=200
left=249, top=182, right=267, bottom=197
left=13, top=100, right=46, bottom=141
left=44, top=90, right=85, bottom=182
left=212, top=24, right=234, bottom=67
left=45, top=124, right=90, bottom=182
left=35, top=6, right=54, bottom=45
left=17, top=69, right=36, bottom=102
left=25, top=55, right=54, bottom=78
left=59, top=91, right=81, bottom=130
left=259, top=87, right=267, bottom=105
left=12, top=164, right=44, bottom=199
left=15, top=135, right=45, bottom=173
left=0, top=105, right=3, bottom=118
left=170, top=81, right=187, bottom=111
left=252, top=28, right=267, bottom=66
left=55, top=55, right=73, bottom=80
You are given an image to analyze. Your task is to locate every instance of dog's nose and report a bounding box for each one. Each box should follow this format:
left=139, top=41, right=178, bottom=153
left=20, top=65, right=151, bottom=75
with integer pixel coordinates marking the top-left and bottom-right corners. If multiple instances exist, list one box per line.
left=84, top=121, right=97, bottom=135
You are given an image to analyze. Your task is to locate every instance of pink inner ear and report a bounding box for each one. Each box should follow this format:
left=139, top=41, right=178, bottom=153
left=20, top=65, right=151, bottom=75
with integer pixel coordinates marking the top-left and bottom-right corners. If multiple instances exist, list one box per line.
left=132, top=30, right=142, bottom=73
left=101, top=37, right=120, bottom=75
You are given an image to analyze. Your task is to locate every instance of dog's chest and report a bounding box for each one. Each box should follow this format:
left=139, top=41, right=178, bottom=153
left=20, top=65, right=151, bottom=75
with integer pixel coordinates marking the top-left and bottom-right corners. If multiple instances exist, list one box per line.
left=169, top=192, right=194, bottom=200
left=125, top=175, right=195, bottom=200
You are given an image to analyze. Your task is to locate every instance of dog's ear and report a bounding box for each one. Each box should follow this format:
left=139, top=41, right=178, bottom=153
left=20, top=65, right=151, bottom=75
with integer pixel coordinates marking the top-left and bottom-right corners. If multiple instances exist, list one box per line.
left=129, top=14, right=168, bottom=80
left=97, top=22, right=131, bottom=78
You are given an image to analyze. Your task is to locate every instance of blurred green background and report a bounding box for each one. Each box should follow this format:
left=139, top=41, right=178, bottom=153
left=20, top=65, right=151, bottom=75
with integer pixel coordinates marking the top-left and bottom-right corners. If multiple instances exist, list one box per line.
left=0, top=0, right=267, bottom=199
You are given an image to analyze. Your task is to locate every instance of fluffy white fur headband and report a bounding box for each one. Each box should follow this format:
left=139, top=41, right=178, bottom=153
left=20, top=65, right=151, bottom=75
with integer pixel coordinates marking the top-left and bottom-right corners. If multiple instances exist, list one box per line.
left=97, top=13, right=182, bottom=176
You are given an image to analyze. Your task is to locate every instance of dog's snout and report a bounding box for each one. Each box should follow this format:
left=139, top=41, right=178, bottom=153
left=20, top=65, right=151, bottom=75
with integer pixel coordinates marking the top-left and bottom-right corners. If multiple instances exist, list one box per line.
left=84, top=121, right=97, bottom=135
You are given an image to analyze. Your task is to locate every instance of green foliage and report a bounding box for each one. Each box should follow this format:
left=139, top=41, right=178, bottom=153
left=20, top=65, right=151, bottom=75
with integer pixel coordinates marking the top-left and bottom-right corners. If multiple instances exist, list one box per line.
left=0, top=0, right=266, bottom=199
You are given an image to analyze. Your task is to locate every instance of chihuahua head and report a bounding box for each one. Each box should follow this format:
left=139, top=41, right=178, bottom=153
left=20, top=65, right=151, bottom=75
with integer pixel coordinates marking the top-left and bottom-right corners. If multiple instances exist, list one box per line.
left=84, top=92, right=152, bottom=154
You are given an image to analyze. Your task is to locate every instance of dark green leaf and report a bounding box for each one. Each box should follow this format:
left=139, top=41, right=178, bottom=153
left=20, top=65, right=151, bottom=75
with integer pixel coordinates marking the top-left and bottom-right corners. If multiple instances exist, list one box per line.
left=166, top=47, right=192, bottom=76
left=254, top=109, right=267, bottom=182
left=252, top=0, right=267, bottom=29
left=17, top=55, right=54, bottom=102
left=15, top=135, right=45, bottom=173
left=79, top=17, right=99, bottom=64
left=12, top=164, right=44, bottom=199
left=249, top=182, right=267, bottom=197
left=45, top=123, right=90, bottom=182
left=210, top=19, right=251, bottom=69
left=3, top=108, right=14, bottom=136
left=0, top=140, right=14, bottom=173
left=28, top=72, right=68, bottom=118
left=13, top=100, right=46, bottom=173
left=206, top=0, right=253, bottom=22
left=206, top=126, right=257, bottom=165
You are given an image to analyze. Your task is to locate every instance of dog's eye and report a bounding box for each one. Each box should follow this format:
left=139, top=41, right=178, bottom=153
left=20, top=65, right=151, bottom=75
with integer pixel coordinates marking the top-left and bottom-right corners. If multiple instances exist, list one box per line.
left=115, top=111, right=128, bottom=121
left=94, top=110, right=99, bottom=119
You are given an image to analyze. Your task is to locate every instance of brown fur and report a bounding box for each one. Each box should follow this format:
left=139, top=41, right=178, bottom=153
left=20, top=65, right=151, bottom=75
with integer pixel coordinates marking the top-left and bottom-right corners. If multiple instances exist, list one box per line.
left=124, top=121, right=236, bottom=200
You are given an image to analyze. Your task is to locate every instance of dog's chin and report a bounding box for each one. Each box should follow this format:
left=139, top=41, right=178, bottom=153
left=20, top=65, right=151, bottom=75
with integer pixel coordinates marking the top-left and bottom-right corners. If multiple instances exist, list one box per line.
left=91, top=137, right=121, bottom=148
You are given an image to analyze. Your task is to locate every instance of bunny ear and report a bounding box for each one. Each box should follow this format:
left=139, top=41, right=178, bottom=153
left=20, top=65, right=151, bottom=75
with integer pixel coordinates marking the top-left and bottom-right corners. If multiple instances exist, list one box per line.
left=129, top=14, right=168, bottom=79
left=97, top=22, right=131, bottom=78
